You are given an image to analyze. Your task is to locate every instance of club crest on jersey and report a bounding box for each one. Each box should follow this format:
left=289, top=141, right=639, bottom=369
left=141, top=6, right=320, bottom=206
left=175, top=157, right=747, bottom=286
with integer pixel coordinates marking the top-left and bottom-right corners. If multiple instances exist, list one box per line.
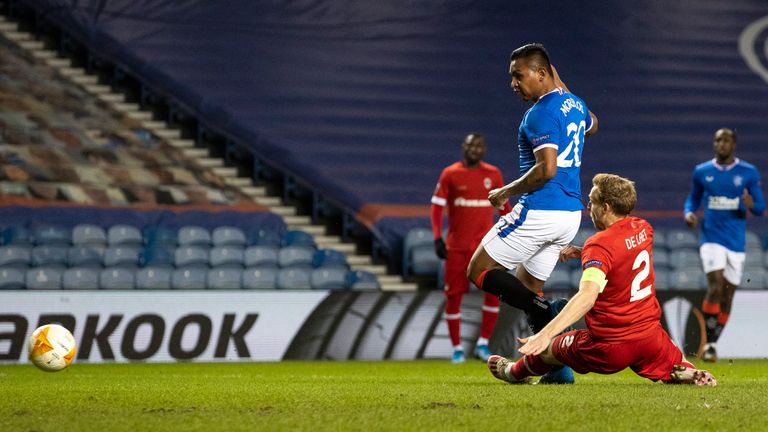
left=705, top=176, right=714, bottom=182
left=584, top=260, right=603, bottom=269
left=733, top=175, right=743, bottom=187
left=484, top=177, right=492, bottom=189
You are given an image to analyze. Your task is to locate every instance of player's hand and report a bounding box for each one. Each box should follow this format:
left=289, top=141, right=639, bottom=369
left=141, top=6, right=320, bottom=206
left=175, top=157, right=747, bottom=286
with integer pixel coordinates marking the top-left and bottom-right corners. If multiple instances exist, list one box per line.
left=559, top=245, right=582, bottom=262
left=517, top=333, right=552, bottom=356
left=434, top=238, right=447, bottom=259
left=488, top=187, right=511, bottom=208
left=684, top=212, right=698, bottom=228
left=743, top=189, right=754, bottom=210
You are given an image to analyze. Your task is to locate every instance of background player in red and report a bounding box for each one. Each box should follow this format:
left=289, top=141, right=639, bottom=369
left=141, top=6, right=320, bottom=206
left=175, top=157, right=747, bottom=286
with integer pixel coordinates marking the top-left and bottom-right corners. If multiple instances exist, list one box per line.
left=431, top=133, right=511, bottom=363
left=487, top=173, right=716, bottom=385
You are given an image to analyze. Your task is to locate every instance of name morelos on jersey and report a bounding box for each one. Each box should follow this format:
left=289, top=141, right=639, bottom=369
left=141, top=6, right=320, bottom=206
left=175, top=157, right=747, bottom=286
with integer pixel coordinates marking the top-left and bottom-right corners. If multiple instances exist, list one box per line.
left=684, top=158, right=766, bottom=252
left=516, top=88, right=593, bottom=212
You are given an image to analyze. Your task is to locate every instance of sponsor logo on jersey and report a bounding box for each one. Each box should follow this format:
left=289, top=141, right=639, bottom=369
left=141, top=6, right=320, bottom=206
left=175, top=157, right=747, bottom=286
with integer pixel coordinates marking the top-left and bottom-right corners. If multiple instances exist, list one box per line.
left=453, top=197, right=492, bottom=207
left=705, top=176, right=714, bottom=182
left=707, top=195, right=740, bottom=210
left=559, top=97, right=585, bottom=116
left=584, top=259, right=603, bottom=269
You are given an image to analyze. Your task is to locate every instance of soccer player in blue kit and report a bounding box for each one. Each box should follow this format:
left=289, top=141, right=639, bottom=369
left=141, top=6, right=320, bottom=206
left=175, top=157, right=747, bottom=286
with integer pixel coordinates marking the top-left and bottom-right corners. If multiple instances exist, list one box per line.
left=684, top=128, right=765, bottom=362
left=467, top=43, right=598, bottom=384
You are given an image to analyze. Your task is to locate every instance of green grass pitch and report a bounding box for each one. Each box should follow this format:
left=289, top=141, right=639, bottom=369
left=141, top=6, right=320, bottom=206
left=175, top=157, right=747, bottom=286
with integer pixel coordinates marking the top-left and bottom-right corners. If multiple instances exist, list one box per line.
left=2, top=359, right=767, bottom=431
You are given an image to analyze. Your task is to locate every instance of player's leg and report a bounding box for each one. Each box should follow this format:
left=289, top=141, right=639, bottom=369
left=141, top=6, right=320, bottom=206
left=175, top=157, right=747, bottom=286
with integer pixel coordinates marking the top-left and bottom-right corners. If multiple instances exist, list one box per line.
left=475, top=291, right=500, bottom=361
left=444, top=249, right=470, bottom=363
left=635, top=326, right=717, bottom=386
left=699, top=243, right=728, bottom=362
left=714, top=249, right=744, bottom=359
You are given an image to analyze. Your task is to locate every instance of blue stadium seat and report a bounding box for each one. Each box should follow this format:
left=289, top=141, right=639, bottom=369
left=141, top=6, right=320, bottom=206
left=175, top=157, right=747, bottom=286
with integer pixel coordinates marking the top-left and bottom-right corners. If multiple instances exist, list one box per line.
left=653, top=229, right=668, bottom=251
left=669, top=268, right=707, bottom=290
left=248, top=228, right=283, bottom=247
left=67, top=245, right=105, bottom=268
left=0, top=245, right=32, bottom=268
left=409, top=244, right=440, bottom=276
left=403, top=228, right=438, bottom=276
left=741, top=267, right=767, bottom=290
left=209, top=246, right=244, bottom=268
left=31, top=245, right=68, bottom=267
left=277, top=268, right=312, bottom=290
left=143, top=226, right=178, bottom=246
left=135, top=267, right=173, bottom=290
left=242, top=267, right=278, bottom=290
left=103, top=246, right=141, bottom=268
left=437, top=259, right=445, bottom=290
left=544, top=267, right=572, bottom=290
left=1, top=225, right=32, bottom=245
left=175, top=246, right=210, bottom=268
left=25, top=267, right=63, bottom=290
left=345, top=270, right=380, bottom=290
left=282, top=230, right=316, bottom=247
left=139, top=245, right=175, bottom=268
left=652, top=249, right=672, bottom=270
left=669, top=249, right=701, bottom=270
left=31, top=224, right=71, bottom=245
left=212, top=226, right=247, bottom=247
left=71, top=224, right=107, bottom=246
left=0, top=268, right=25, bottom=290
left=244, top=245, right=280, bottom=267
left=569, top=268, right=582, bottom=288
left=178, top=225, right=212, bottom=247
left=99, top=268, right=135, bottom=290
left=310, top=267, right=348, bottom=290
left=278, top=246, right=315, bottom=268
left=666, top=229, right=699, bottom=250
left=172, top=268, right=208, bottom=289
left=107, top=224, right=143, bottom=247
left=571, top=228, right=596, bottom=247
left=744, top=249, right=764, bottom=269
left=313, top=249, right=349, bottom=269
left=746, top=230, right=761, bottom=250
left=654, top=268, right=671, bottom=290
left=63, top=268, right=100, bottom=290
left=207, top=268, right=243, bottom=289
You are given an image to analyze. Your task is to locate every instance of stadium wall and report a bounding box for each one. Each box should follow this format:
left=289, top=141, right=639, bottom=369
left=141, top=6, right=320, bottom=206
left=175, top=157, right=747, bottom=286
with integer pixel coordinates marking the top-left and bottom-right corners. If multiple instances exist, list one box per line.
left=2, top=290, right=766, bottom=364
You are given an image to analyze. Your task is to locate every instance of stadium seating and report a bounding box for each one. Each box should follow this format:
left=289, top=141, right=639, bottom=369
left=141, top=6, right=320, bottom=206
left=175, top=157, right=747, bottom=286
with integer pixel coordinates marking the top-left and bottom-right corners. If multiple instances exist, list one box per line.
left=25, top=267, right=63, bottom=290
left=135, top=267, right=173, bottom=290
left=669, top=249, right=701, bottom=270
left=100, top=268, right=135, bottom=290
left=310, top=267, right=348, bottom=290
left=178, top=226, right=212, bottom=247
left=175, top=246, right=210, bottom=268
left=313, top=249, right=349, bottom=269
left=1, top=226, right=32, bottom=245
left=402, top=228, right=438, bottom=277
left=666, top=230, right=699, bottom=251
left=209, top=246, right=245, bottom=268
left=103, top=246, right=141, bottom=268
left=669, top=268, right=707, bottom=290
left=244, top=246, right=280, bottom=268
left=0, top=245, right=32, bottom=268
left=277, top=268, right=312, bottom=290
left=207, top=268, right=242, bottom=289
left=107, top=225, right=144, bottom=247
left=282, top=230, right=316, bottom=248
left=172, top=268, right=208, bottom=290
left=545, top=267, right=572, bottom=290
left=63, top=268, right=100, bottom=290
left=31, top=225, right=70, bottom=246
left=143, top=227, right=178, bottom=247
left=653, top=268, right=671, bottom=290
left=139, top=245, right=175, bottom=268
left=0, top=268, right=25, bottom=290
left=571, top=228, right=596, bottom=247
left=652, top=249, right=672, bottom=270
left=742, top=268, right=768, bottom=290
left=345, top=270, right=380, bottom=290
left=72, top=224, right=108, bottom=246
left=212, top=226, right=247, bottom=247
left=248, top=229, right=283, bottom=247
left=242, top=267, right=278, bottom=290
left=31, top=245, right=68, bottom=268
left=278, top=246, right=315, bottom=269
left=67, top=245, right=105, bottom=268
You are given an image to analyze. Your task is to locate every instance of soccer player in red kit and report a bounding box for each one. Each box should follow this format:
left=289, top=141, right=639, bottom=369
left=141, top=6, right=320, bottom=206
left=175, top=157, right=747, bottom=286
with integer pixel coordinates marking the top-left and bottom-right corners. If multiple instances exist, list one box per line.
left=432, top=133, right=511, bottom=363
left=487, top=173, right=716, bottom=385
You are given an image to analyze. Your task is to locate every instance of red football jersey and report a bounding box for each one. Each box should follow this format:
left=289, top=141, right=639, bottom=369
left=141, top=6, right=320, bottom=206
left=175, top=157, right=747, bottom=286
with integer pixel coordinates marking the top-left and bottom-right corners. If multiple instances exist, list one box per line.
left=580, top=216, right=661, bottom=342
left=431, top=161, right=505, bottom=251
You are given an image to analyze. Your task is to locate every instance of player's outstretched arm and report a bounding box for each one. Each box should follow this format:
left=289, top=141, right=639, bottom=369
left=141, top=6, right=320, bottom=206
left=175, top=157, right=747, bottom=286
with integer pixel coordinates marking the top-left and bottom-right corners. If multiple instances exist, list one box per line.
left=518, top=281, right=600, bottom=356
left=488, top=148, right=557, bottom=207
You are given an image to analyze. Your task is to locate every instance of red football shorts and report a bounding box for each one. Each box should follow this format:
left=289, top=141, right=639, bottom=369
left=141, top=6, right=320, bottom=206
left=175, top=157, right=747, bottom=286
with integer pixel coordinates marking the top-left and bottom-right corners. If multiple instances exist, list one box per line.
left=444, top=249, right=473, bottom=296
left=551, top=323, right=684, bottom=381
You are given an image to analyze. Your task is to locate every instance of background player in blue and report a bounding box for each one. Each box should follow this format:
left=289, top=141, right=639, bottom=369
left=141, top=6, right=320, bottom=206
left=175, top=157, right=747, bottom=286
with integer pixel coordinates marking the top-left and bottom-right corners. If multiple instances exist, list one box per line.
left=684, top=128, right=765, bottom=362
left=467, top=43, right=598, bottom=384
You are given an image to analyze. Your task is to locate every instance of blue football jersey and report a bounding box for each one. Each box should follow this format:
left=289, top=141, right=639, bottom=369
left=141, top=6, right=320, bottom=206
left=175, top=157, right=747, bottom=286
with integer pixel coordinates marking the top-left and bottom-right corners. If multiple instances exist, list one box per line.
left=517, top=88, right=593, bottom=211
left=684, top=158, right=766, bottom=252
